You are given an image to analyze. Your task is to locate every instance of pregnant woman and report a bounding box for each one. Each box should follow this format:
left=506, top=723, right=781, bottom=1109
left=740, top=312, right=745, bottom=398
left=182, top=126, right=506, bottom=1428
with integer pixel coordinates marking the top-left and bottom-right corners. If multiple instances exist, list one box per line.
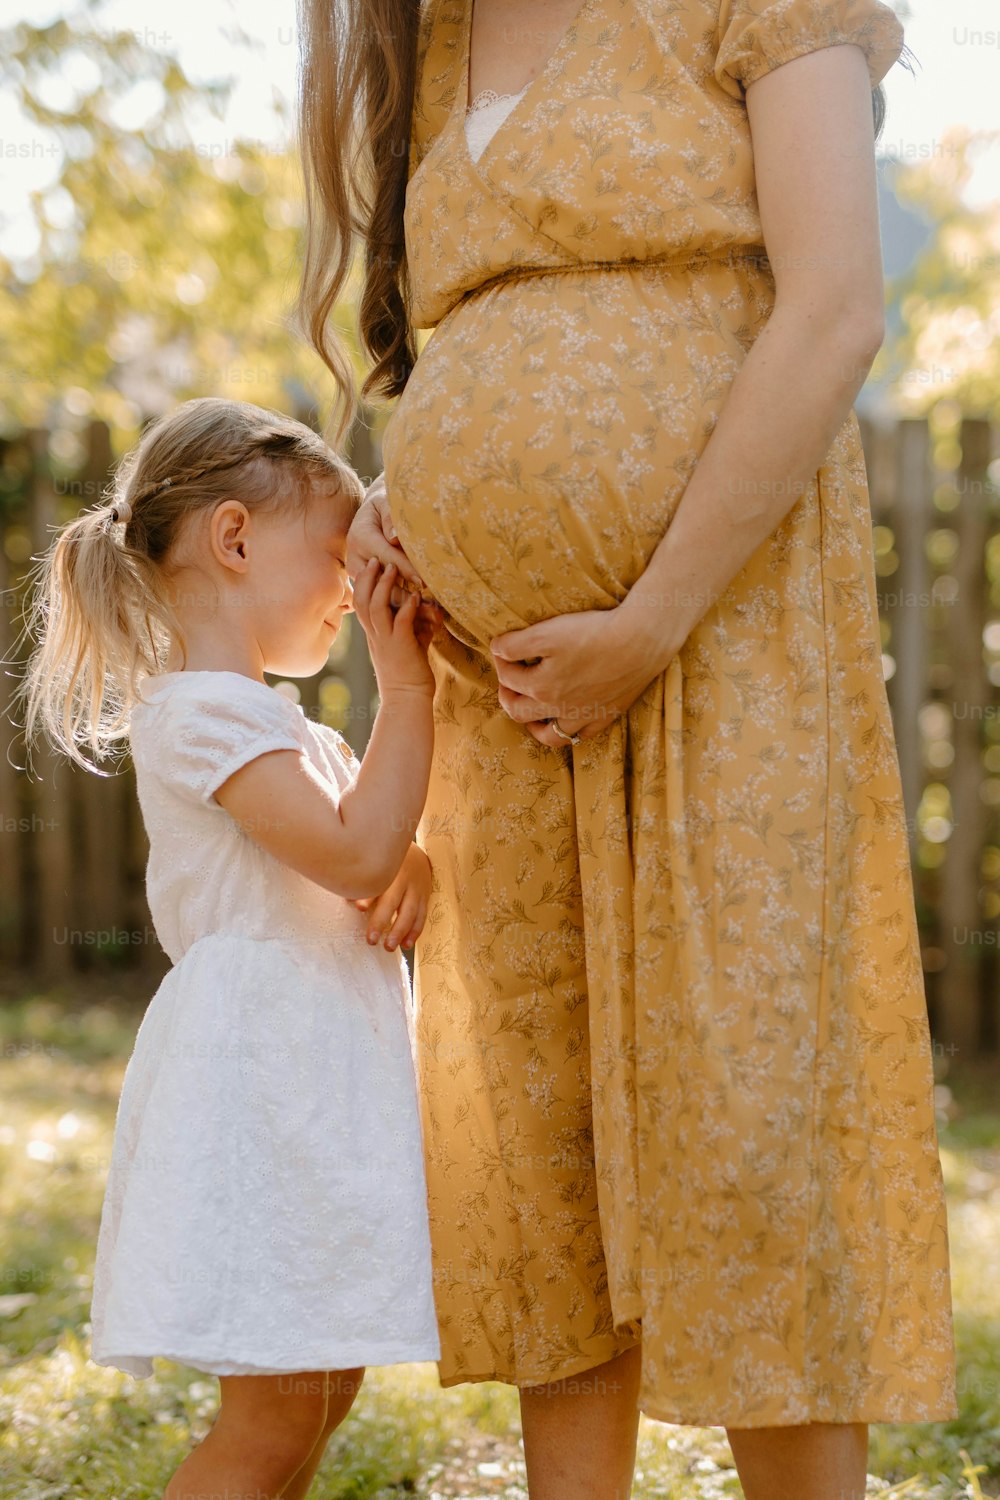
left=297, top=1, right=958, bottom=1495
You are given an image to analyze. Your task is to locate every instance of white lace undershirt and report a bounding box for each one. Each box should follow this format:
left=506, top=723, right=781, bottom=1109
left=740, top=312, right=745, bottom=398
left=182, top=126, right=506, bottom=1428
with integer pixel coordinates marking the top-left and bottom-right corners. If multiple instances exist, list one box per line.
left=465, top=85, right=530, bottom=162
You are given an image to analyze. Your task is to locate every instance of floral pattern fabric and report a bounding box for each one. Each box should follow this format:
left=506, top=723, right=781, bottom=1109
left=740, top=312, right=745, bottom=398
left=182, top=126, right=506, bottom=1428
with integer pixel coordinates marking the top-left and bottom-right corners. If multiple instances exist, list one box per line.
left=379, top=0, right=958, bottom=1426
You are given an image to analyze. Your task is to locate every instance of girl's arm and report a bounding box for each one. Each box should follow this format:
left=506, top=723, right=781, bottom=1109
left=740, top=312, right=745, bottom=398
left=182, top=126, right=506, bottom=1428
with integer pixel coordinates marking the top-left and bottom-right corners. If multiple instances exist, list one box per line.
left=611, top=42, right=886, bottom=671
left=214, top=562, right=435, bottom=902
left=212, top=689, right=432, bottom=902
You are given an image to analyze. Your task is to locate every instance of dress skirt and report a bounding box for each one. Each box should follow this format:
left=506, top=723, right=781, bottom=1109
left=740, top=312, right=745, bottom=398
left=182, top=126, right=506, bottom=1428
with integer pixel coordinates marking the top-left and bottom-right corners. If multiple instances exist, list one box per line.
left=89, top=933, right=442, bottom=1378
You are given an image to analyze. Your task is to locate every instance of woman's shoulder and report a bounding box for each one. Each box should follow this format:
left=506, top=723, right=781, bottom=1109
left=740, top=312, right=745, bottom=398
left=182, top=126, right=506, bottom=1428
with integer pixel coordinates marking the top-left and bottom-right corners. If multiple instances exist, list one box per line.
left=409, top=0, right=467, bottom=173
left=711, top=0, right=905, bottom=95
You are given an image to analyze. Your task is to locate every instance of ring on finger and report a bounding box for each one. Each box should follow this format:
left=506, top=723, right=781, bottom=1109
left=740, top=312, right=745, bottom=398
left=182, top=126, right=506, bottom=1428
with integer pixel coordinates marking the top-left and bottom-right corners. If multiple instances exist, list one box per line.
left=548, top=719, right=582, bottom=746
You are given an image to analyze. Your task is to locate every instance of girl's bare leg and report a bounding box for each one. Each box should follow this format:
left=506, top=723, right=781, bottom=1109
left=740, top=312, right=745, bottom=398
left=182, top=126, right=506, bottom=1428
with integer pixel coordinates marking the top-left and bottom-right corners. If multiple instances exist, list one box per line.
left=162, top=1368, right=350, bottom=1500
left=726, top=1421, right=869, bottom=1500
left=278, top=1367, right=366, bottom=1500
left=519, top=1344, right=643, bottom=1500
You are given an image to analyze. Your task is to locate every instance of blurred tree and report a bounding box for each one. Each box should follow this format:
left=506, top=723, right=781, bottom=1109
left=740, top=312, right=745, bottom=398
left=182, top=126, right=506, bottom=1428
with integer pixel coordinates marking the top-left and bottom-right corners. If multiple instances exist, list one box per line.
left=875, top=128, right=1000, bottom=419
left=0, top=11, right=370, bottom=450
left=0, top=11, right=384, bottom=773
left=3, top=14, right=997, bottom=441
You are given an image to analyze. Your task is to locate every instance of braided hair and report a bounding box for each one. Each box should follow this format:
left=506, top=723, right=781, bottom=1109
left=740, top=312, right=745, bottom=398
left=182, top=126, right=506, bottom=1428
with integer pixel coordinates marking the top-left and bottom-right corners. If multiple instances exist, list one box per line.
left=17, top=397, right=364, bottom=771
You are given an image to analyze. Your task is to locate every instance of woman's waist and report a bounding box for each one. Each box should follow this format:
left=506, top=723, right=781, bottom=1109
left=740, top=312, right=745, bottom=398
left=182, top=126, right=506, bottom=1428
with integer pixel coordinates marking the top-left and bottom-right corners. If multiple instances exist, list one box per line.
left=385, top=244, right=775, bottom=513
left=468, top=242, right=769, bottom=296
left=414, top=241, right=774, bottom=329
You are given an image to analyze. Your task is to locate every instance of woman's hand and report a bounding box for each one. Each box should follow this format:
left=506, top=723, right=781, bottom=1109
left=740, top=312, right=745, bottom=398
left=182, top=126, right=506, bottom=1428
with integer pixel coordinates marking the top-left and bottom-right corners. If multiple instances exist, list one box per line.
left=346, top=841, right=433, bottom=951
left=489, top=605, right=674, bottom=750
left=346, top=472, right=445, bottom=647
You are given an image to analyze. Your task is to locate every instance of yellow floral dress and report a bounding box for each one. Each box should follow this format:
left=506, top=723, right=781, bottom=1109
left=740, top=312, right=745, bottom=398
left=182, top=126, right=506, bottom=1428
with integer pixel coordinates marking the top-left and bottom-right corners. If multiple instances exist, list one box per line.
left=379, top=0, right=959, bottom=1427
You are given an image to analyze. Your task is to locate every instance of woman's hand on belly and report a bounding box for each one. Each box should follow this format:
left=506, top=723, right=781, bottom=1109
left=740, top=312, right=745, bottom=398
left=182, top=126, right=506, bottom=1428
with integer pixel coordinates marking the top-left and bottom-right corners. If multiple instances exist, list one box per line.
left=490, top=606, right=670, bottom=749
left=346, top=473, right=445, bottom=642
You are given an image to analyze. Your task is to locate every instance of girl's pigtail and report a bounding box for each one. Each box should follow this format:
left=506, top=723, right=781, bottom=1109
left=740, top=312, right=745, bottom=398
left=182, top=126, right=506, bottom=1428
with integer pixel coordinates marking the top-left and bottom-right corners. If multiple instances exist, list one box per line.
left=18, top=496, right=171, bottom=773
left=14, top=395, right=363, bottom=775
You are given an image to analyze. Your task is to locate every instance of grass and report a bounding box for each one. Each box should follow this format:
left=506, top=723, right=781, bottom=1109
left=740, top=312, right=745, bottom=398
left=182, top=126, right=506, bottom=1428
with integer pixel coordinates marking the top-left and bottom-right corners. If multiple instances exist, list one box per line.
left=0, top=977, right=997, bottom=1498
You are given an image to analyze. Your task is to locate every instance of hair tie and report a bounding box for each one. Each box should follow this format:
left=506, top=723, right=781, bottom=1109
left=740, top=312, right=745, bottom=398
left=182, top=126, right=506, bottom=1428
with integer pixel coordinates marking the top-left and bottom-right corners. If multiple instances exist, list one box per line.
left=109, top=497, right=133, bottom=526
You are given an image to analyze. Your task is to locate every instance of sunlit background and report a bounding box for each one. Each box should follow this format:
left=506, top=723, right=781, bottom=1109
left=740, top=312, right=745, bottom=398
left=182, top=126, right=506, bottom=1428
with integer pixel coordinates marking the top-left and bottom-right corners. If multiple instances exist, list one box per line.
left=1, top=0, right=998, bottom=231
left=0, top=5, right=999, bottom=1496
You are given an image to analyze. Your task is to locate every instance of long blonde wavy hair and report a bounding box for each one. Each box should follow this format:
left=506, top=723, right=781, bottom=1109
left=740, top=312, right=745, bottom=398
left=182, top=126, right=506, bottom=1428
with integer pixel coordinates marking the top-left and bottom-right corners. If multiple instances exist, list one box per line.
left=296, top=0, right=421, bottom=448
left=17, top=397, right=363, bottom=772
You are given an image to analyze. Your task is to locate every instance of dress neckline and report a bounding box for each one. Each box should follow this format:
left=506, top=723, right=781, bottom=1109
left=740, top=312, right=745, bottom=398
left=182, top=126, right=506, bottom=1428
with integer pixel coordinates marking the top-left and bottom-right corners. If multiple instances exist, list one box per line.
left=467, top=84, right=529, bottom=114
left=146, top=669, right=270, bottom=685
left=458, top=0, right=596, bottom=164
left=136, top=668, right=291, bottom=704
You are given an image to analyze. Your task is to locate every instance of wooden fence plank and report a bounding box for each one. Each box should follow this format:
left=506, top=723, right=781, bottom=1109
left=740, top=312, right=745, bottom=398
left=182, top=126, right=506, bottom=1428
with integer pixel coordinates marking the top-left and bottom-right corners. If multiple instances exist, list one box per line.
left=939, top=419, right=993, bottom=1056
left=26, top=429, right=74, bottom=979
left=2, top=411, right=998, bottom=1052
left=0, top=461, right=23, bottom=963
left=893, top=420, right=932, bottom=853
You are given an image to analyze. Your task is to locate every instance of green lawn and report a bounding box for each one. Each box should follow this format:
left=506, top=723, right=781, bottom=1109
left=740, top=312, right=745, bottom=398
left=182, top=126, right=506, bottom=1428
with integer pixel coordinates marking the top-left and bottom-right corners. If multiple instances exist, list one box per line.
left=0, top=980, right=997, bottom=1499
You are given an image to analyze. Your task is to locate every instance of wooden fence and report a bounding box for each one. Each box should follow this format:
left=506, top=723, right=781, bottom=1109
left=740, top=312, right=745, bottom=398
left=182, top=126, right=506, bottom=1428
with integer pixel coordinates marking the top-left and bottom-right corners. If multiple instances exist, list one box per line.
left=0, top=413, right=380, bottom=992
left=859, top=414, right=999, bottom=1057
left=1, top=412, right=998, bottom=1055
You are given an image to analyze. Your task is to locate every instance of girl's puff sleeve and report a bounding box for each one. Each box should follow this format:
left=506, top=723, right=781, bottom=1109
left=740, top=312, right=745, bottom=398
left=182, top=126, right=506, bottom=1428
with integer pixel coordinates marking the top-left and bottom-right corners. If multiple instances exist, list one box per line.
left=160, top=676, right=304, bottom=809
left=714, top=0, right=905, bottom=101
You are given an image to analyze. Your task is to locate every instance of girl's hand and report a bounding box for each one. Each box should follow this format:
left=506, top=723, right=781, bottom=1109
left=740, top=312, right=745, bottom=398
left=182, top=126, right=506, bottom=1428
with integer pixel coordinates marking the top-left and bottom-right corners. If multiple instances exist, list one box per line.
left=490, top=606, right=672, bottom=750
left=352, top=558, right=435, bottom=696
left=347, top=472, right=445, bottom=641
left=347, top=843, right=432, bottom=951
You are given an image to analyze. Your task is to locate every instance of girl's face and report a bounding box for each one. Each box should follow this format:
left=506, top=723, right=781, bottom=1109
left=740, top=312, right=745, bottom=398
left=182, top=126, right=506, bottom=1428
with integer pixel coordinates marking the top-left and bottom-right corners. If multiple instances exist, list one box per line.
left=246, top=482, right=356, bottom=679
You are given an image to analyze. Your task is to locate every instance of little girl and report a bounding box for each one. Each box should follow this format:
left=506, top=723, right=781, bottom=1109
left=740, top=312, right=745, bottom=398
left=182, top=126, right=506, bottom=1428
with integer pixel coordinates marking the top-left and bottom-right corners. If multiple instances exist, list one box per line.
left=19, top=396, right=443, bottom=1500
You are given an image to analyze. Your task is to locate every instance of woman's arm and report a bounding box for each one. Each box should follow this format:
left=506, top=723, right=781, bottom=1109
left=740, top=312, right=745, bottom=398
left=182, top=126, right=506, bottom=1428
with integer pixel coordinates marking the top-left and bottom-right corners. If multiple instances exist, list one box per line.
left=611, top=42, right=885, bottom=672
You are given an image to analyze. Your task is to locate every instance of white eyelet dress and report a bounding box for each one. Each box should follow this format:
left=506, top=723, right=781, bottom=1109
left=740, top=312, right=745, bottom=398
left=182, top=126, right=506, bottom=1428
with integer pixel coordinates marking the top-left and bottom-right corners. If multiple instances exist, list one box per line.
left=88, top=669, right=441, bottom=1378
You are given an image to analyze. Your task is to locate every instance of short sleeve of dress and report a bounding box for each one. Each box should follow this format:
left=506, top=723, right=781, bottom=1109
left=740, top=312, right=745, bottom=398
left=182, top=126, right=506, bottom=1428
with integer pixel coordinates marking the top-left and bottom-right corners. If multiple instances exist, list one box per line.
left=160, top=675, right=304, bottom=808
left=714, top=0, right=905, bottom=101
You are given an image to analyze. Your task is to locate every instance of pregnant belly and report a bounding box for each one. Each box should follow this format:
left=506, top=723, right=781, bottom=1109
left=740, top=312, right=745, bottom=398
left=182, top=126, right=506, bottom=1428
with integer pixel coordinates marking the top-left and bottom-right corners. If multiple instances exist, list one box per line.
left=381, top=257, right=775, bottom=653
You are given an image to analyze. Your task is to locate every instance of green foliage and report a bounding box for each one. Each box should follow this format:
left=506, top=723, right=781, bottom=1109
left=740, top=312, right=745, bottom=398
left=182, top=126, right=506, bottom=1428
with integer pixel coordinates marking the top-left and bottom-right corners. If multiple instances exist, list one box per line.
left=879, top=131, right=1000, bottom=419
left=0, top=11, right=369, bottom=447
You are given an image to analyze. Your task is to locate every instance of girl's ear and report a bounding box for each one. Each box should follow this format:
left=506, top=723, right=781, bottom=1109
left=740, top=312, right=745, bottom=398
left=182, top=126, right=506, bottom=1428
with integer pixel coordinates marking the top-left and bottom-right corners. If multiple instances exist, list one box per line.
left=209, top=501, right=252, bottom=573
